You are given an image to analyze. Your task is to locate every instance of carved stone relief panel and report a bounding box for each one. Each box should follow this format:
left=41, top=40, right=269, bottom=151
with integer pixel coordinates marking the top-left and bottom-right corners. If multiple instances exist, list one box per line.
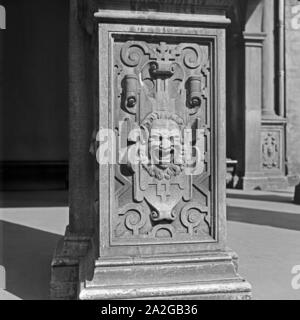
left=109, top=34, right=214, bottom=246
left=261, top=130, right=281, bottom=171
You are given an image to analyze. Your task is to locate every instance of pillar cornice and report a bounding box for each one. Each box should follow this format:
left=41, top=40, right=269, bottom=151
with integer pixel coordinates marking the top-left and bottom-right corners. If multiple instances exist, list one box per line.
left=78, top=0, right=246, bottom=33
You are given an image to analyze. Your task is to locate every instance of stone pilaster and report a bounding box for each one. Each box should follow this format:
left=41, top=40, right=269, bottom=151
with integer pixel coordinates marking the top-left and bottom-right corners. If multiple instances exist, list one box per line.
left=259, top=0, right=288, bottom=190
left=242, top=32, right=266, bottom=190
left=242, top=0, right=289, bottom=191
left=262, top=0, right=276, bottom=118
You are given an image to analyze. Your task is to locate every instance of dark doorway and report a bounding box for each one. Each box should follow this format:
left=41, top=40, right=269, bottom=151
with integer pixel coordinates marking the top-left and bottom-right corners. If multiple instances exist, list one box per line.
left=0, top=0, right=69, bottom=191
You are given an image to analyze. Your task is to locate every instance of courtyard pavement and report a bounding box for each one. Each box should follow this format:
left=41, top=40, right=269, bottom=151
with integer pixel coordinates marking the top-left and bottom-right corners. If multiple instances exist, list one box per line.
left=0, top=189, right=299, bottom=300
left=227, top=189, right=300, bottom=300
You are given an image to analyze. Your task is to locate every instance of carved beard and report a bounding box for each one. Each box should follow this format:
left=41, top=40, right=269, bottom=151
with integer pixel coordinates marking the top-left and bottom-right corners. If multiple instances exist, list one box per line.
left=143, top=162, right=184, bottom=181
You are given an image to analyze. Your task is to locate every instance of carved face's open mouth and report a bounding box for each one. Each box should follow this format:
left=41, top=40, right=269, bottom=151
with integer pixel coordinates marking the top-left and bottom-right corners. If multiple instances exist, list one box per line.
left=151, top=146, right=175, bottom=169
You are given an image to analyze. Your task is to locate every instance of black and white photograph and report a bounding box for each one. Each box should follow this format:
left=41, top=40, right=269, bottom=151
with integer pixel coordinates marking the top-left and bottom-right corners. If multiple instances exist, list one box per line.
left=0, top=0, right=300, bottom=303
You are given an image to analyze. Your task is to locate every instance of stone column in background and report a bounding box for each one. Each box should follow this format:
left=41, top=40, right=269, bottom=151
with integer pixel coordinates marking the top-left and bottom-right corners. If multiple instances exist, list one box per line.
left=242, top=0, right=266, bottom=190
left=242, top=0, right=288, bottom=191
left=286, top=0, right=300, bottom=184
left=260, top=0, right=288, bottom=190
left=262, top=0, right=276, bottom=118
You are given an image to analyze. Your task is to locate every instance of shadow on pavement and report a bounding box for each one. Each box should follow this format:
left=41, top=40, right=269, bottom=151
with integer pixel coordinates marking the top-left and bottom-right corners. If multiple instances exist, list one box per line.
left=2, top=221, right=62, bottom=300
left=227, top=206, right=300, bottom=231
left=227, top=192, right=294, bottom=204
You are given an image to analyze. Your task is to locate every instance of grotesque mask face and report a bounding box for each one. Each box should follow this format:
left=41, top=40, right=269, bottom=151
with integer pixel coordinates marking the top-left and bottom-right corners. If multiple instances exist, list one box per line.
left=149, top=119, right=182, bottom=170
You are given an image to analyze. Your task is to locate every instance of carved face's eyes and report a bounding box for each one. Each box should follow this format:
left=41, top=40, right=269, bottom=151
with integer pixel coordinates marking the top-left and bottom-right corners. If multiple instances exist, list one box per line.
left=149, top=131, right=181, bottom=146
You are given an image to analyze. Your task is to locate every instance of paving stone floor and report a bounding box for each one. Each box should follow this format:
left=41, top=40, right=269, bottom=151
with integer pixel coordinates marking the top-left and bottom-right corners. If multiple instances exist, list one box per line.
left=0, top=190, right=299, bottom=300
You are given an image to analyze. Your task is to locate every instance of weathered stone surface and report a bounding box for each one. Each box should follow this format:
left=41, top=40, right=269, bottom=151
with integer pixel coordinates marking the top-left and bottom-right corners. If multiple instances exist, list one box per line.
left=52, top=0, right=251, bottom=300
left=95, top=3, right=230, bottom=252
left=50, top=282, right=78, bottom=300
left=51, top=0, right=98, bottom=300
left=101, top=34, right=215, bottom=247
left=80, top=252, right=251, bottom=300
left=50, top=228, right=94, bottom=300
left=81, top=5, right=250, bottom=300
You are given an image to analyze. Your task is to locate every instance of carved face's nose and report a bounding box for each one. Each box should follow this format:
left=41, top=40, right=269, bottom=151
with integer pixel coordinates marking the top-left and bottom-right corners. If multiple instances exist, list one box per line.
left=161, top=136, right=171, bottom=151
left=160, top=136, right=172, bottom=164
left=152, top=136, right=173, bottom=170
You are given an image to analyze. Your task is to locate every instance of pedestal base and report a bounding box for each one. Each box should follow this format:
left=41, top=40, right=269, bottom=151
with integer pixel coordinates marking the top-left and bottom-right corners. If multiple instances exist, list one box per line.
left=50, top=227, right=94, bottom=300
left=243, top=117, right=288, bottom=191
left=243, top=175, right=289, bottom=191
left=79, top=252, right=251, bottom=300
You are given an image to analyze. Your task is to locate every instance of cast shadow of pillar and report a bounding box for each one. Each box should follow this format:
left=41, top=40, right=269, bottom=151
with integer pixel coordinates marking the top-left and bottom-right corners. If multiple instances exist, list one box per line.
left=227, top=206, right=300, bottom=231
left=2, top=222, right=62, bottom=300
